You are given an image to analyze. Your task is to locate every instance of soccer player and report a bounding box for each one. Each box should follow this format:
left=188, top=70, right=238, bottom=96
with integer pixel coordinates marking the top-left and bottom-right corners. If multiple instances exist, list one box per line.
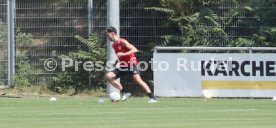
left=104, top=27, right=158, bottom=103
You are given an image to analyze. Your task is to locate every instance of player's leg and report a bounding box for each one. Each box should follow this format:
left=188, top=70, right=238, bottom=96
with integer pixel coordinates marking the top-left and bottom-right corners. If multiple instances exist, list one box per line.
left=105, top=71, right=123, bottom=90
left=130, top=64, right=157, bottom=103
left=132, top=74, right=157, bottom=103
left=105, top=69, right=130, bottom=101
left=133, top=74, right=151, bottom=93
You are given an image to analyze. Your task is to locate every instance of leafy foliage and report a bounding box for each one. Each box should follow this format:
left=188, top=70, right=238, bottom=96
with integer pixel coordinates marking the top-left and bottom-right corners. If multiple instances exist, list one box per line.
left=12, top=51, right=32, bottom=88
left=147, top=0, right=276, bottom=48
left=51, top=34, right=106, bottom=94
left=0, top=21, right=7, bottom=44
left=0, top=21, right=34, bottom=87
left=0, top=21, right=8, bottom=85
left=12, top=30, right=35, bottom=89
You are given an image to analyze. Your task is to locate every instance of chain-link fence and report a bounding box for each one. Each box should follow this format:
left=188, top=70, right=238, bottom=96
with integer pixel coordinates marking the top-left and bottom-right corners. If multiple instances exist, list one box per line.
left=16, top=0, right=89, bottom=84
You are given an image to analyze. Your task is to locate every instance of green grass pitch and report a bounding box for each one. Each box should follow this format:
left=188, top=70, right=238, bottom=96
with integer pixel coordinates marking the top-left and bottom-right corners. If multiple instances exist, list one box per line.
left=0, top=97, right=276, bottom=128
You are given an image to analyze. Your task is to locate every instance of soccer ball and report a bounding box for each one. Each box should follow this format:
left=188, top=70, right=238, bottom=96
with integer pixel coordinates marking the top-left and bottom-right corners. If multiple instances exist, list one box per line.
left=201, top=90, right=212, bottom=99
left=109, top=92, right=121, bottom=102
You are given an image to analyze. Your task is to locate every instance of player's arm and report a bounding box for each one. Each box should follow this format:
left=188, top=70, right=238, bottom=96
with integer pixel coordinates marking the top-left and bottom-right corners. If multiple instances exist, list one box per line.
left=117, top=40, right=138, bottom=58
left=123, top=40, right=138, bottom=55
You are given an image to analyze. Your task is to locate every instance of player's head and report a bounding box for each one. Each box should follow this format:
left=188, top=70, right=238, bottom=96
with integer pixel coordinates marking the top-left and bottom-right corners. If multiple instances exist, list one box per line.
left=105, top=27, right=117, bottom=41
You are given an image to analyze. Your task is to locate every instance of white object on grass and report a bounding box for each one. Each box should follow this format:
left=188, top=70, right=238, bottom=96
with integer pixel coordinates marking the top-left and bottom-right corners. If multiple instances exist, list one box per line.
left=97, top=98, right=105, bottom=103
left=49, top=97, right=57, bottom=101
left=201, top=90, right=212, bottom=99
left=272, top=97, right=276, bottom=101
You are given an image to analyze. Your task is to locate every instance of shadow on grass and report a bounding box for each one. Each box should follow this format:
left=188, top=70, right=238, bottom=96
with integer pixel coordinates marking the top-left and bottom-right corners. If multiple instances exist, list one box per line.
left=0, top=93, right=22, bottom=98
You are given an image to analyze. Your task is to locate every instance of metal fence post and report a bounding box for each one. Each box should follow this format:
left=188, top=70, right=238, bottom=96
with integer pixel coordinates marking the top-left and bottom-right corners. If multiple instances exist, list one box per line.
left=7, top=0, right=15, bottom=86
left=88, top=0, right=93, bottom=35
left=88, top=0, right=93, bottom=87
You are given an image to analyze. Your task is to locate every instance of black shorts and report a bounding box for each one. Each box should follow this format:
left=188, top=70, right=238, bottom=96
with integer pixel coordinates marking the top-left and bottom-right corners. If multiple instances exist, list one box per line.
left=112, top=65, right=140, bottom=79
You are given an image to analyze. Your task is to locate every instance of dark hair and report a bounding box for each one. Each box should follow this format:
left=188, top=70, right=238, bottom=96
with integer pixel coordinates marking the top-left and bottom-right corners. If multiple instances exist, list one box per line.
left=106, top=26, right=117, bottom=34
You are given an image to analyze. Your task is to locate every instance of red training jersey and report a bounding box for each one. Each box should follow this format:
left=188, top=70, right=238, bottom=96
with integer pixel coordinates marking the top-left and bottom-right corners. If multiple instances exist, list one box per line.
left=112, top=38, right=138, bottom=67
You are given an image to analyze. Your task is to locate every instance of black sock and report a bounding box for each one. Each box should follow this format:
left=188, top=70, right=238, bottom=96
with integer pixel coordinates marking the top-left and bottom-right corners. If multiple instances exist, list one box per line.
left=121, top=88, right=128, bottom=94
left=147, top=93, right=155, bottom=99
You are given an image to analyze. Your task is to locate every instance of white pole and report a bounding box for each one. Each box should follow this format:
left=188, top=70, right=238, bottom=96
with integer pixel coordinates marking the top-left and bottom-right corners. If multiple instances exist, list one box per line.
left=106, top=0, right=120, bottom=94
left=7, top=0, right=15, bottom=86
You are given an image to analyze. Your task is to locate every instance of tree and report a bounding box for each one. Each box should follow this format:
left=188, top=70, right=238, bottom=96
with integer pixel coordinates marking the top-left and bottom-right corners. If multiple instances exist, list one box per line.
left=146, top=0, right=276, bottom=47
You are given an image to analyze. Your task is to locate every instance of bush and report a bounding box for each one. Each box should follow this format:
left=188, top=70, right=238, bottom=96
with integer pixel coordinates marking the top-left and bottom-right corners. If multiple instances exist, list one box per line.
left=50, top=34, right=106, bottom=94
left=0, top=21, right=34, bottom=87
left=0, top=21, right=8, bottom=85
left=12, top=30, right=34, bottom=89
